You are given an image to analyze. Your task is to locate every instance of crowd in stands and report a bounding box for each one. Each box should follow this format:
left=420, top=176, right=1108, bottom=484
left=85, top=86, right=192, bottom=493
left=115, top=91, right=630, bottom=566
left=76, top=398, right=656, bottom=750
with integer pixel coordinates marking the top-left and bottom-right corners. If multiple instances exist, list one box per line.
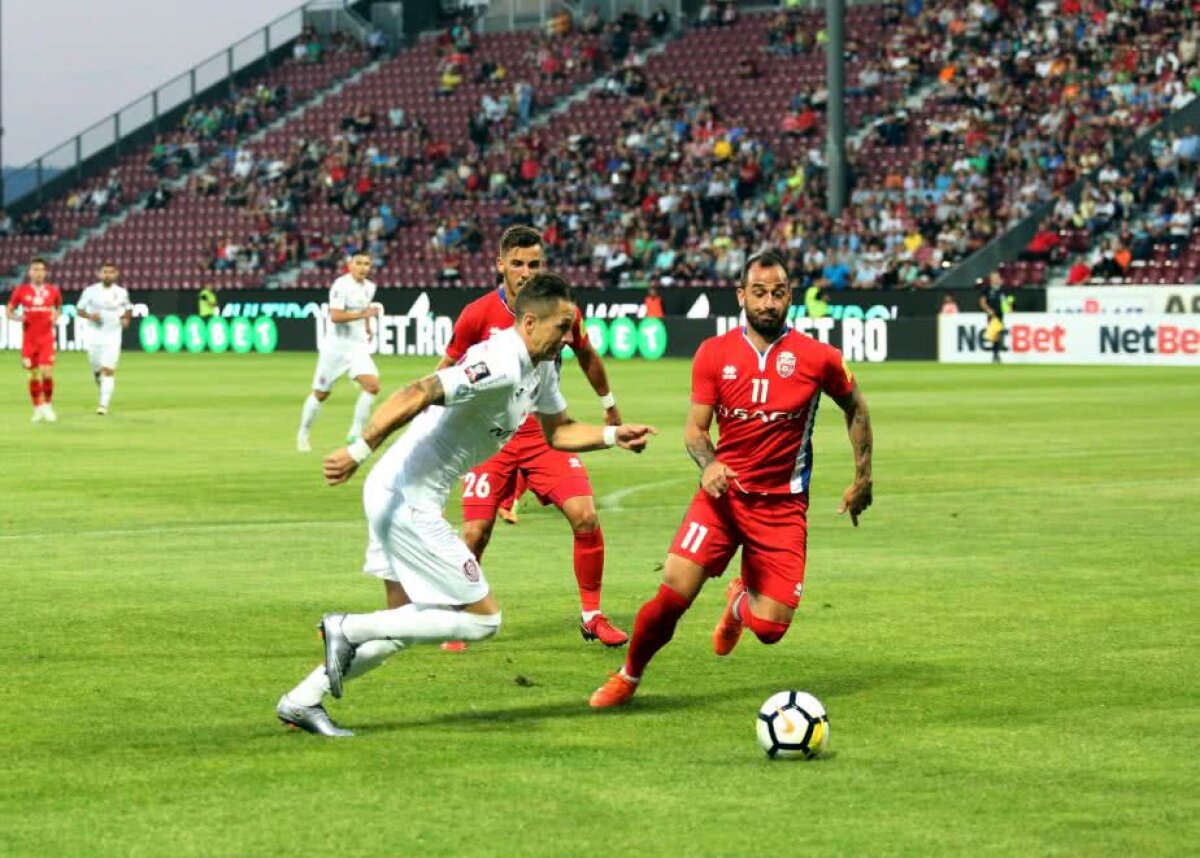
left=173, top=1, right=1200, bottom=289
left=11, top=1, right=1200, bottom=291
left=849, top=0, right=1200, bottom=289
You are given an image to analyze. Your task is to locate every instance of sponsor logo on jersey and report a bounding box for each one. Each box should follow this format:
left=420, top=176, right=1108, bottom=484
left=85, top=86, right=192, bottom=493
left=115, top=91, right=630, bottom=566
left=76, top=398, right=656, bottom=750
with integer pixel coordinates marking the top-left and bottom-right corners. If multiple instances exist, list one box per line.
left=568, top=456, right=582, bottom=469
left=717, top=404, right=808, bottom=423
left=722, top=364, right=738, bottom=380
left=465, top=361, right=491, bottom=383
left=463, top=558, right=481, bottom=582
left=776, top=351, right=796, bottom=379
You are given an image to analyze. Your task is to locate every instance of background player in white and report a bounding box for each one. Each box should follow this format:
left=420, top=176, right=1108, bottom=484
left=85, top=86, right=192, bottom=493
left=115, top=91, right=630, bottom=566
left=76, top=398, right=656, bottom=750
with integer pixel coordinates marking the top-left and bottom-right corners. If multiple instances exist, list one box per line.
left=296, top=252, right=383, bottom=451
left=75, top=262, right=132, bottom=415
left=276, top=274, right=656, bottom=737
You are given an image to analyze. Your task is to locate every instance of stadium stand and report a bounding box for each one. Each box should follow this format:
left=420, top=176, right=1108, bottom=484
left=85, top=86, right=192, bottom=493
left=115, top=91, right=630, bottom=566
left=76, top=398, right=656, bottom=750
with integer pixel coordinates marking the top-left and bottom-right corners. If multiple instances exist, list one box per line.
left=0, top=28, right=369, bottom=288
left=9, top=1, right=1200, bottom=291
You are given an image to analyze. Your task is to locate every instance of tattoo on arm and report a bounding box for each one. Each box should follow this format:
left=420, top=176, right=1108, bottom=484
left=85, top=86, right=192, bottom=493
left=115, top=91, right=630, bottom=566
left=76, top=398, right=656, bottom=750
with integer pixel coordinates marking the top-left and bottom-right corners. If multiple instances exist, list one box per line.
left=686, top=434, right=717, bottom=470
left=844, top=397, right=873, bottom=480
left=360, top=374, right=445, bottom=450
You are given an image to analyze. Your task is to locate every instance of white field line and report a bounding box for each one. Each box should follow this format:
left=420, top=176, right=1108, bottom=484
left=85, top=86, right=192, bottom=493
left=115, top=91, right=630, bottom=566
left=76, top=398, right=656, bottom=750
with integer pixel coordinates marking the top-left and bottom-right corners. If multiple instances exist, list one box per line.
left=596, top=477, right=695, bottom=512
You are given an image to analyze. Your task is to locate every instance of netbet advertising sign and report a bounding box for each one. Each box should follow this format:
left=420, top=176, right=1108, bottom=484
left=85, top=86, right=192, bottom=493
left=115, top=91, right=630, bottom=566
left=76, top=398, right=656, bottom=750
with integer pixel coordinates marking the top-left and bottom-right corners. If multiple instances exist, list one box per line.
left=939, top=313, right=1200, bottom=365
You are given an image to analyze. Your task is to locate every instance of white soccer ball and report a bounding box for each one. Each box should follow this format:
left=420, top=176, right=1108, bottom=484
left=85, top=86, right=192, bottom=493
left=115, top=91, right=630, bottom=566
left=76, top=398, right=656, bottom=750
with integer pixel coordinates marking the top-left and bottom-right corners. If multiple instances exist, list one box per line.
left=756, top=691, right=829, bottom=760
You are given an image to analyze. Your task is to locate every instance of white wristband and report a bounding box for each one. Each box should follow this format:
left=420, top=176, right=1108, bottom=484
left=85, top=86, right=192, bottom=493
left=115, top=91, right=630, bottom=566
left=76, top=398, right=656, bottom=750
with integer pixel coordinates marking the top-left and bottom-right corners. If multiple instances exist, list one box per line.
left=603, top=425, right=619, bottom=448
left=599, top=392, right=617, bottom=410
left=348, top=438, right=373, bottom=464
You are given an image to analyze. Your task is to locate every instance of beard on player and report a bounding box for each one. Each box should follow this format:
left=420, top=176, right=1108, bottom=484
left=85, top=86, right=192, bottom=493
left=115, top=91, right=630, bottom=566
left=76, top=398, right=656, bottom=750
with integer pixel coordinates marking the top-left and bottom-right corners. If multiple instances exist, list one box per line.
left=745, top=305, right=787, bottom=340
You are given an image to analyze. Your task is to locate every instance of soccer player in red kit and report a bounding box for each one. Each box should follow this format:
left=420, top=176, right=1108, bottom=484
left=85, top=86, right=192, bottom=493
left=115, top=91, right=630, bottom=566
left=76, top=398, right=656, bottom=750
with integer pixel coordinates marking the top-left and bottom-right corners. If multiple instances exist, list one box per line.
left=436, top=225, right=629, bottom=647
left=590, top=250, right=874, bottom=707
left=7, top=257, right=63, bottom=423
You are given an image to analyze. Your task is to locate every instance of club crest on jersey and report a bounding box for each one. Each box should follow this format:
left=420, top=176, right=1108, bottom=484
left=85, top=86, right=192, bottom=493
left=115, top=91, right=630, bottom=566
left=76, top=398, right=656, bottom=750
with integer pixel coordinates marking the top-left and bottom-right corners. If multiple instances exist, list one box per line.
left=463, top=558, right=481, bottom=582
left=776, top=351, right=796, bottom=379
left=465, top=362, right=491, bottom=383
left=722, top=364, right=738, bottom=380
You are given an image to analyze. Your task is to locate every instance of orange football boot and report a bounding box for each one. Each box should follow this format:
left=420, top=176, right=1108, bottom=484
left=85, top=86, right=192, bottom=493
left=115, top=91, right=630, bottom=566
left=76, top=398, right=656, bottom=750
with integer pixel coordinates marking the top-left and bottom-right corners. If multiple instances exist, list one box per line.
left=712, top=577, right=746, bottom=656
left=589, top=672, right=639, bottom=708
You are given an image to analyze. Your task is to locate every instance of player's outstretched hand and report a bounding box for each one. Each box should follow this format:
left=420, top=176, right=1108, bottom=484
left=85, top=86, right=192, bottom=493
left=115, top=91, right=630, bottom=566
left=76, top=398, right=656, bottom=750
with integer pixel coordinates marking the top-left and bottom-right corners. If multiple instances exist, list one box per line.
left=615, top=424, right=656, bottom=454
left=323, top=448, right=360, bottom=486
left=701, top=462, right=737, bottom=498
left=838, top=479, right=873, bottom=527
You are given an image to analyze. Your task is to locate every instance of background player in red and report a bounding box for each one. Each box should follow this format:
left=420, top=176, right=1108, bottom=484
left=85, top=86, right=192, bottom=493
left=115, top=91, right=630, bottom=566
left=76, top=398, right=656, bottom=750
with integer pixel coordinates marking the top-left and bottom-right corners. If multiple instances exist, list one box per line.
left=590, top=250, right=874, bottom=707
left=436, top=225, right=629, bottom=647
left=7, top=257, right=63, bottom=423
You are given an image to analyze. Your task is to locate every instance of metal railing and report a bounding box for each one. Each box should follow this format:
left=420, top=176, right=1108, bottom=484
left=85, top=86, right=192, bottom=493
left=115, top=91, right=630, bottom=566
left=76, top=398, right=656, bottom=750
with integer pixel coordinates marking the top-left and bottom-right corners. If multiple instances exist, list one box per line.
left=3, top=1, right=364, bottom=209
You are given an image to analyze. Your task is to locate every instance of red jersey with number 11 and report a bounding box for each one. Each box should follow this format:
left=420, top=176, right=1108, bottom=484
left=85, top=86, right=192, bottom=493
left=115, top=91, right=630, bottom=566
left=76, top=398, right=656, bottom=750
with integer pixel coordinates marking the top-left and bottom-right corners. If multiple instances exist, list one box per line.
left=691, top=327, right=854, bottom=495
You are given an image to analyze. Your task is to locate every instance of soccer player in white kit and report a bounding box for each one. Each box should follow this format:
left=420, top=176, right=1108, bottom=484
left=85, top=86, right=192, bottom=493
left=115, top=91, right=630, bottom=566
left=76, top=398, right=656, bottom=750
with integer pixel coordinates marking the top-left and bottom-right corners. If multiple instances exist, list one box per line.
left=75, top=263, right=132, bottom=415
left=296, top=253, right=383, bottom=451
left=276, top=274, right=656, bottom=737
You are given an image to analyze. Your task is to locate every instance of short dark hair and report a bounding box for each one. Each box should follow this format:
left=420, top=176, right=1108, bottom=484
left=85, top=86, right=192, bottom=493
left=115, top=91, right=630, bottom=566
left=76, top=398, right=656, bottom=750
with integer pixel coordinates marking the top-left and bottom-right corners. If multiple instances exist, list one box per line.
left=499, top=225, right=543, bottom=255
left=515, top=272, right=574, bottom=318
left=100, top=261, right=118, bottom=270
left=29, top=256, right=48, bottom=267
left=739, top=249, right=789, bottom=287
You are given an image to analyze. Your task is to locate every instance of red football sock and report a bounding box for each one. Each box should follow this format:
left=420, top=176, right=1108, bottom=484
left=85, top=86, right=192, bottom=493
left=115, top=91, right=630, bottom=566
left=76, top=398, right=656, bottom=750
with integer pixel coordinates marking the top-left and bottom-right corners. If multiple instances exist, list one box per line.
left=573, top=527, right=604, bottom=613
left=41, top=378, right=54, bottom=403
left=737, top=598, right=790, bottom=645
left=29, top=379, right=43, bottom=406
left=623, top=584, right=691, bottom=679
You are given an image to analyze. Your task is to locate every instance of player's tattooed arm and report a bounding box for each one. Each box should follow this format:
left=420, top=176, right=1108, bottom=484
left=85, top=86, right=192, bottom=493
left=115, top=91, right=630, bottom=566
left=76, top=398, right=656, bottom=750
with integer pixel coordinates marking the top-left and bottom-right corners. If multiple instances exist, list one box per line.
left=833, top=383, right=873, bottom=525
left=326, top=374, right=445, bottom=485
left=361, top=374, right=445, bottom=449
left=686, top=403, right=737, bottom=497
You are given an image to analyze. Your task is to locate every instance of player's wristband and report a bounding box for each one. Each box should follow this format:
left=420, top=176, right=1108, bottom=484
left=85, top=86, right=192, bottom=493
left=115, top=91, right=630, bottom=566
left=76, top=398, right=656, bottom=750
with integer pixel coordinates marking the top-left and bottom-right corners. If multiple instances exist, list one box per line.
left=599, top=392, right=617, bottom=410
left=603, top=426, right=619, bottom=448
left=348, top=438, right=373, bottom=464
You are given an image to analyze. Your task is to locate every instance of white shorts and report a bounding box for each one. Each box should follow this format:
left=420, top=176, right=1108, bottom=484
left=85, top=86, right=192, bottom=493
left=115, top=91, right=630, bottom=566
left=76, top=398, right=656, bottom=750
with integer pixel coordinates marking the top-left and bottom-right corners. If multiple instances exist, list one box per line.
left=361, top=476, right=489, bottom=605
left=311, top=348, right=378, bottom=393
left=87, top=339, right=122, bottom=371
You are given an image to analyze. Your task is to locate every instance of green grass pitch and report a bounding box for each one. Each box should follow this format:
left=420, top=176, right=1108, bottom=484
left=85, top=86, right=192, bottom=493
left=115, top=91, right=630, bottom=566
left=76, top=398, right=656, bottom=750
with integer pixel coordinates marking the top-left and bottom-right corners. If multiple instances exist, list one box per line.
left=2, top=352, right=1198, bottom=856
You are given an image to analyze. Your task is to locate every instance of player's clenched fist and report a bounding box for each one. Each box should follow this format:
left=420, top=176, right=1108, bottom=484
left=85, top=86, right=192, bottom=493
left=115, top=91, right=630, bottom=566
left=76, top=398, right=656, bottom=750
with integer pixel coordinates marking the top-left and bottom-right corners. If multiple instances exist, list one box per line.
left=615, top=424, right=656, bottom=453
left=701, top=462, right=738, bottom=498
left=324, top=448, right=360, bottom=485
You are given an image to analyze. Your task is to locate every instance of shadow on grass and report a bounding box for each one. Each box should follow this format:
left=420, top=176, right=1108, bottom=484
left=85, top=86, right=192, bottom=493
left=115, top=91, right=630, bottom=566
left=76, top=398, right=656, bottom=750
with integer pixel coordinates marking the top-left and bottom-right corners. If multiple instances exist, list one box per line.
left=365, top=684, right=769, bottom=733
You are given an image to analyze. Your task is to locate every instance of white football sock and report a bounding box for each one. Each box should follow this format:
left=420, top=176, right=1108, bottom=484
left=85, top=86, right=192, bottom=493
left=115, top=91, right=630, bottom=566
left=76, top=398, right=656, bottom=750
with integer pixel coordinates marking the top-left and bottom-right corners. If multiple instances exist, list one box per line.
left=99, top=376, right=115, bottom=408
left=350, top=390, right=375, bottom=437
left=342, top=605, right=502, bottom=647
left=288, top=639, right=404, bottom=706
left=299, top=393, right=322, bottom=434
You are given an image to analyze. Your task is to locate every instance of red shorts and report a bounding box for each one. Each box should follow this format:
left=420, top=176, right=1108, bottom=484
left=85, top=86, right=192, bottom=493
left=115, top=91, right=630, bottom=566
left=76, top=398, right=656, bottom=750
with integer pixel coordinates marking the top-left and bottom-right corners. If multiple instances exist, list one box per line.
left=461, top=430, right=592, bottom=521
left=21, top=337, right=55, bottom=370
left=668, top=489, right=809, bottom=608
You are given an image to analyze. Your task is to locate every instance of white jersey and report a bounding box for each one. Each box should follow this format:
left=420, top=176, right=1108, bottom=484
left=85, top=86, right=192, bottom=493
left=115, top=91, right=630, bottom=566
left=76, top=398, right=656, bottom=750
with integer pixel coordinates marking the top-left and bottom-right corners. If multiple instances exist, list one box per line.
left=77, top=283, right=131, bottom=341
left=368, top=328, right=566, bottom=511
left=325, top=274, right=376, bottom=353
